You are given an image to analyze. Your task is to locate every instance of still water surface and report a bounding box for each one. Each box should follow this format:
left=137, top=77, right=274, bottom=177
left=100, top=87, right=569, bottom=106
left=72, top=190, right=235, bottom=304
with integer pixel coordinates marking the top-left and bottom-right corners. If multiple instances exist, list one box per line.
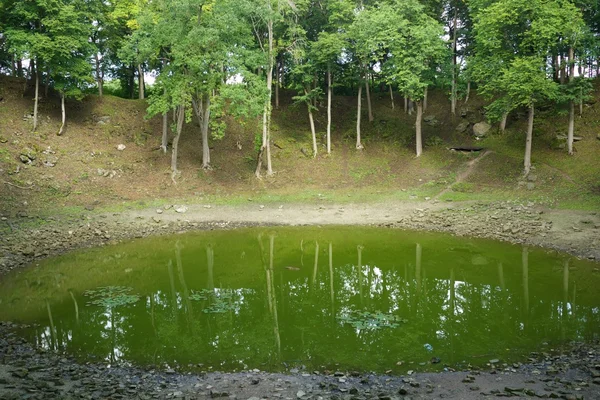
left=0, top=227, right=598, bottom=373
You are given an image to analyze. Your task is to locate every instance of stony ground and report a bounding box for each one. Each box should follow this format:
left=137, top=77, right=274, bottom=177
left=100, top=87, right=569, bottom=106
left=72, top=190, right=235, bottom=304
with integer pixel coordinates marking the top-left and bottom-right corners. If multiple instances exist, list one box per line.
left=0, top=200, right=599, bottom=399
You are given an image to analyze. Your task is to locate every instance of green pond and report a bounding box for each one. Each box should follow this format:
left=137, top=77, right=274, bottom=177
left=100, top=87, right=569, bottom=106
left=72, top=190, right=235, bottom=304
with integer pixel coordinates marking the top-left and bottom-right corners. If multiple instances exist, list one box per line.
left=0, top=227, right=598, bottom=374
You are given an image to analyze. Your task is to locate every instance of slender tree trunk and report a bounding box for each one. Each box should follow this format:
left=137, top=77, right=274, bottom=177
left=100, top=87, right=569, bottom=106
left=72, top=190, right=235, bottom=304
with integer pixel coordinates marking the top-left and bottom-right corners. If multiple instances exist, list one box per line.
left=137, top=64, right=145, bottom=100
left=465, top=80, right=471, bottom=103
left=423, top=86, right=428, bottom=112
left=568, top=46, right=575, bottom=155
left=568, top=101, right=575, bottom=155
left=306, top=92, right=317, bottom=158
left=356, top=85, right=363, bottom=150
left=44, top=72, right=49, bottom=98
left=500, top=111, right=509, bottom=133
left=524, top=104, right=534, bottom=176
left=553, top=54, right=560, bottom=81
left=95, top=52, right=103, bottom=96
left=579, top=87, right=583, bottom=116
left=275, top=55, right=280, bottom=109
left=17, top=58, right=23, bottom=77
left=559, top=54, right=566, bottom=84
left=327, top=67, right=332, bottom=154
left=11, top=54, right=16, bottom=77
left=171, top=105, right=185, bottom=178
left=450, top=7, right=458, bottom=116
left=408, top=99, right=414, bottom=115
left=201, top=95, right=211, bottom=168
left=404, top=95, right=408, bottom=113
left=415, top=100, right=423, bottom=157
left=256, top=15, right=274, bottom=177
left=365, top=70, right=374, bottom=122
left=162, top=111, right=168, bottom=153
left=33, top=64, right=39, bottom=131
left=58, top=92, right=66, bottom=136
left=389, top=85, right=395, bottom=110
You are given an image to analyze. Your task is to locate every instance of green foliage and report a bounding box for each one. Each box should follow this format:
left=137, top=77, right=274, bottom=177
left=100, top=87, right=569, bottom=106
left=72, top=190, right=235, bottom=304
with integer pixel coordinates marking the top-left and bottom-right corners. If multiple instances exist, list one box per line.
left=84, top=286, right=140, bottom=308
left=337, top=309, right=408, bottom=330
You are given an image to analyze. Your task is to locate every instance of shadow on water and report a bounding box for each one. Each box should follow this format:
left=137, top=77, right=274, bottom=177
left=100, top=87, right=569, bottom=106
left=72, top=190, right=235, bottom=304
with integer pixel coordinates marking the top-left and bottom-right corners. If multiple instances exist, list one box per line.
left=0, top=226, right=598, bottom=374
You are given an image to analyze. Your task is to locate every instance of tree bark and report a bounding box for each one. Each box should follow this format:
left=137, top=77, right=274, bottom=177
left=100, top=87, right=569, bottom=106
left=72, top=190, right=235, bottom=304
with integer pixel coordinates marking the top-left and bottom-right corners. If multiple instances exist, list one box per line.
left=306, top=90, right=317, bottom=158
left=567, top=46, right=575, bottom=155
left=33, top=63, right=39, bottom=131
left=404, top=95, right=408, bottom=113
left=389, top=85, right=394, bottom=110
left=161, top=111, right=168, bottom=153
left=95, top=52, right=103, bottom=96
left=356, top=85, right=363, bottom=150
left=415, top=100, right=423, bottom=157
left=256, top=13, right=274, bottom=177
left=17, top=58, right=22, bottom=77
left=500, top=111, right=509, bottom=133
left=327, top=67, right=332, bottom=154
left=58, top=92, right=66, bottom=136
left=137, top=64, right=145, bottom=100
left=365, top=70, right=374, bottom=122
left=450, top=6, right=458, bottom=116
left=465, top=80, right=471, bottom=103
left=201, top=95, right=211, bottom=168
left=275, top=55, right=280, bottom=109
left=423, top=86, right=428, bottom=112
left=524, top=104, right=534, bottom=176
left=171, top=105, right=185, bottom=177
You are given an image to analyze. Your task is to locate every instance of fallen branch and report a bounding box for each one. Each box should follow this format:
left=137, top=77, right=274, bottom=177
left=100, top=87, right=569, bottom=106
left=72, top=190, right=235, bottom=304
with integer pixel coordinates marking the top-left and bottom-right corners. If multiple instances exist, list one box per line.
left=4, top=181, right=34, bottom=190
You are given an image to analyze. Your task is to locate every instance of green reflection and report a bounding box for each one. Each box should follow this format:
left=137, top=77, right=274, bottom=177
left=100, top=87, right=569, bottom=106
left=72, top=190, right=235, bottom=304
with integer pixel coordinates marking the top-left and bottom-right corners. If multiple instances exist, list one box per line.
left=0, top=227, right=598, bottom=373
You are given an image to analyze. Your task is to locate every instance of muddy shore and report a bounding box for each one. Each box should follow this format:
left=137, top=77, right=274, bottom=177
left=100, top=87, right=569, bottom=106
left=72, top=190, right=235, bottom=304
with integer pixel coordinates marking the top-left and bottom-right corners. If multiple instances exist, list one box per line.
left=0, top=200, right=599, bottom=399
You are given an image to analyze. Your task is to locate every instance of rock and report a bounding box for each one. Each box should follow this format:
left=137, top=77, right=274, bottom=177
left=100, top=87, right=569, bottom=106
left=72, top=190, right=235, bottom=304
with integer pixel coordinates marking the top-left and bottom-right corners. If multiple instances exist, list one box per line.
left=597, top=133, right=600, bottom=141
left=175, top=205, right=188, bottom=214
left=473, top=122, right=492, bottom=138
left=0, top=135, right=8, bottom=143
left=527, top=182, right=536, bottom=190
left=296, top=390, right=306, bottom=398
left=97, top=116, right=111, bottom=125
left=527, top=174, right=537, bottom=182
left=424, top=115, right=439, bottom=126
left=489, top=359, right=500, bottom=364
left=43, top=155, right=58, bottom=167
left=456, top=121, right=470, bottom=133
left=116, top=144, right=126, bottom=151
left=156, top=209, right=163, bottom=214
left=19, top=154, right=31, bottom=164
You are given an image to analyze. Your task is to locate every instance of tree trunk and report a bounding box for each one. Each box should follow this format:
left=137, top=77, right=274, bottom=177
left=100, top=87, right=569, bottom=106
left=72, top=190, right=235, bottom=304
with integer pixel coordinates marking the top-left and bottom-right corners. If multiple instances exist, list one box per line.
left=579, top=87, right=583, bottom=116
left=161, top=111, right=168, bottom=153
left=201, top=95, right=211, bottom=168
left=44, top=72, right=49, bottom=98
left=465, top=80, right=471, bottom=103
left=275, top=55, right=280, bottom=109
left=95, top=52, right=103, bottom=96
left=500, top=111, right=509, bottom=133
left=404, top=96, right=408, bottom=113
left=137, top=64, right=145, bottom=100
left=33, top=64, right=39, bottom=131
left=559, top=54, right=566, bottom=84
left=568, top=100, right=575, bottom=155
left=256, top=15, right=274, bottom=177
left=365, top=71, right=374, bottom=122
left=58, top=92, right=66, bottom=136
left=524, top=104, right=534, bottom=176
left=17, top=58, right=22, bottom=77
left=450, top=6, right=458, bottom=116
left=567, top=46, right=575, bottom=155
left=327, top=67, right=332, bottom=154
left=171, top=105, right=185, bottom=177
left=415, top=100, right=423, bottom=157
left=389, top=85, right=394, bottom=110
left=356, top=85, right=363, bottom=150
left=11, top=54, right=16, bottom=77
left=553, top=54, right=560, bottom=82
left=307, top=93, right=317, bottom=158
left=408, top=99, right=414, bottom=115
left=423, top=86, right=428, bottom=112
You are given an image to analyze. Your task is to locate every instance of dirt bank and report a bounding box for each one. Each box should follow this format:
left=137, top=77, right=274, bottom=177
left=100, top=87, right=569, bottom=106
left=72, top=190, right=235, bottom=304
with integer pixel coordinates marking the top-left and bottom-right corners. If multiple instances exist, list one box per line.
left=1, top=200, right=599, bottom=276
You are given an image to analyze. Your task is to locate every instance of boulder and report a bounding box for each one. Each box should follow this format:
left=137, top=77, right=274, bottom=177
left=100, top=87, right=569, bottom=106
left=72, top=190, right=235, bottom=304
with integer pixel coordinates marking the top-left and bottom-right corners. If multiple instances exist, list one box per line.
left=424, top=115, right=439, bottom=126
left=456, top=121, right=470, bottom=133
left=473, top=122, right=491, bottom=138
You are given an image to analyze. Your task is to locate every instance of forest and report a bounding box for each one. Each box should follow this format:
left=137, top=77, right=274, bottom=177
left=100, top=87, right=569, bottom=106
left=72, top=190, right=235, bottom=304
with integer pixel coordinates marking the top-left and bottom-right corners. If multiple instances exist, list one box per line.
left=0, top=0, right=599, bottom=179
